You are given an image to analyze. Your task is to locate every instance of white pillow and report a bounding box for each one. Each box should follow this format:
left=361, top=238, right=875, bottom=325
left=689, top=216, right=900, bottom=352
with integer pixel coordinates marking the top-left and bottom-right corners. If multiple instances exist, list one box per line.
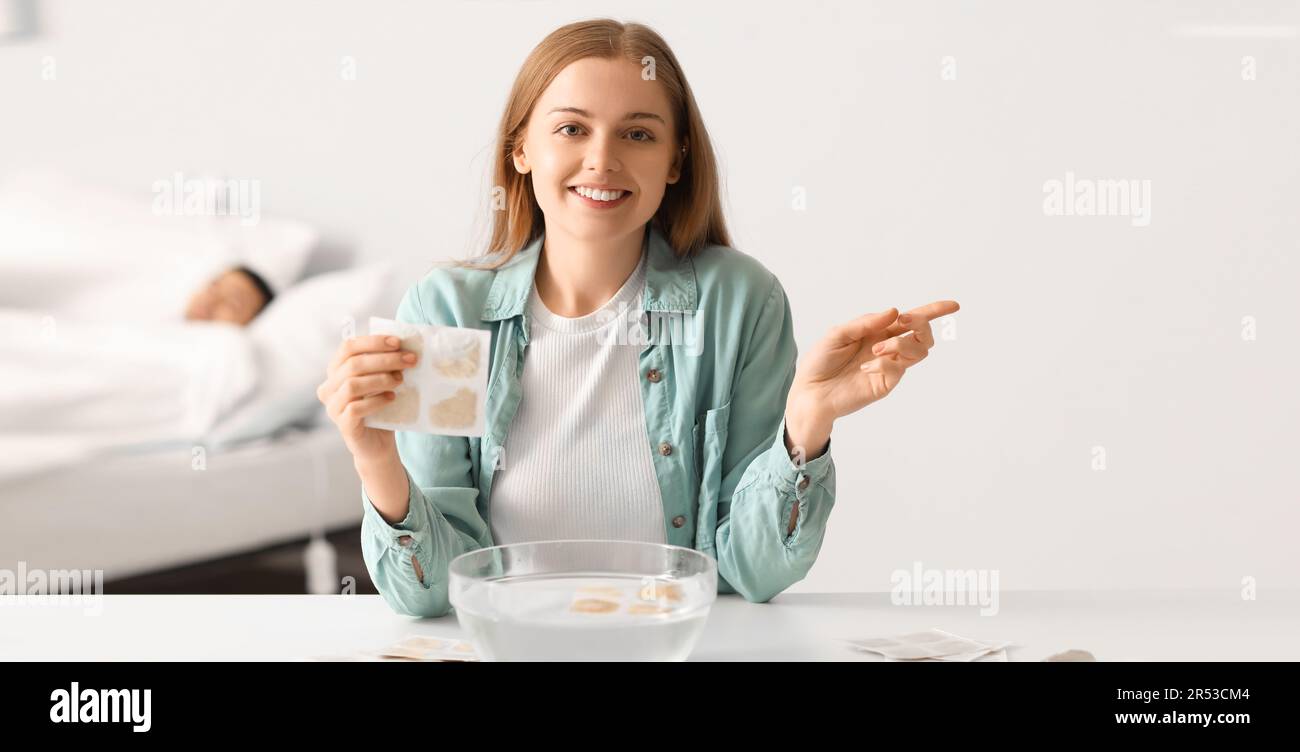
left=0, top=169, right=318, bottom=317
left=203, top=263, right=395, bottom=449
left=202, top=211, right=318, bottom=295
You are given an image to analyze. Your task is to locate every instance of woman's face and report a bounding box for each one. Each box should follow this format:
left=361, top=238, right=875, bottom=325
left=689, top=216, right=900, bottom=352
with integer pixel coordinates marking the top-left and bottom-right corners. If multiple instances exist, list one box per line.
left=513, top=56, right=684, bottom=242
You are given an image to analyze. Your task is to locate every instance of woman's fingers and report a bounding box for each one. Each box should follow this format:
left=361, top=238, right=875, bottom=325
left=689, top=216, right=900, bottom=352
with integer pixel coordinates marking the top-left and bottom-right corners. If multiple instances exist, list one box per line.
left=325, top=373, right=403, bottom=418
left=341, top=371, right=403, bottom=401
left=889, top=317, right=936, bottom=348
left=343, top=350, right=417, bottom=378
left=912, top=299, right=960, bottom=319
left=877, top=300, right=959, bottom=345
left=871, top=331, right=929, bottom=362
left=322, top=368, right=398, bottom=404
left=320, top=349, right=417, bottom=398
left=857, top=347, right=908, bottom=394
left=337, top=391, right=398, bottom=425
left=833, top=301, right=957, bottom=349
left=828, top=307, right=899, bottom=346
left=329, top=334, right=402, bottom=372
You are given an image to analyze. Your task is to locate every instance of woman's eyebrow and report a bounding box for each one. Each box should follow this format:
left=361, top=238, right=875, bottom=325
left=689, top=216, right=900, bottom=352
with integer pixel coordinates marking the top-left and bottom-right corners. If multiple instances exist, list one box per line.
left=547, top=106, right=665, bottom=125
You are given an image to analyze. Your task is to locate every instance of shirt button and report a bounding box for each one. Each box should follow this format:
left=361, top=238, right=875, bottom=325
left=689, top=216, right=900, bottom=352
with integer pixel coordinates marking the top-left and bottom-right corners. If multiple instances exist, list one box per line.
left=672, top=515, right=686, bottom=528
left=646, top=368, right=662, bottom=383
left=797, top=476, right=810, bottom=491
left=398, top=535, right=413, bottom=547
left=659, top=442, right=673, bottom=456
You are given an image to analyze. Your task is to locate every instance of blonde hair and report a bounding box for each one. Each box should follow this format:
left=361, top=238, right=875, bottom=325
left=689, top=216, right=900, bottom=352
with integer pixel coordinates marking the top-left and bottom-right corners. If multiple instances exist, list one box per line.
left=456, top=18, right=731, bottom=270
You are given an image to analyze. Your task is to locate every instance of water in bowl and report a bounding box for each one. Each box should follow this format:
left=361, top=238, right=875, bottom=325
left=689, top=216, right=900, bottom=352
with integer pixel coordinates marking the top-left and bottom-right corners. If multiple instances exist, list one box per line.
left=455, top=572, right=712, bottom=661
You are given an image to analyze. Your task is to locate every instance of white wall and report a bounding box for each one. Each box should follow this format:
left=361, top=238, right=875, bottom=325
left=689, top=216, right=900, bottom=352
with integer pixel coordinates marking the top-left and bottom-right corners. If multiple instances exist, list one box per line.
left=2, top=0, right=1296, bottom=592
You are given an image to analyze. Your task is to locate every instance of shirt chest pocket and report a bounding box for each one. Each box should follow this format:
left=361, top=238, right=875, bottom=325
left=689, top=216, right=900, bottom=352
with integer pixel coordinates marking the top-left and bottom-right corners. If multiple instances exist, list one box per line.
left=691, top=400, right=731, bottom=554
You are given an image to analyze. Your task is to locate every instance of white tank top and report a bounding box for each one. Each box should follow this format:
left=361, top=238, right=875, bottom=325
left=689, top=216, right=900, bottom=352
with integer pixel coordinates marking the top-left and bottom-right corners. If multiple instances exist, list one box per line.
left=487, top=248, right=667, bottom=545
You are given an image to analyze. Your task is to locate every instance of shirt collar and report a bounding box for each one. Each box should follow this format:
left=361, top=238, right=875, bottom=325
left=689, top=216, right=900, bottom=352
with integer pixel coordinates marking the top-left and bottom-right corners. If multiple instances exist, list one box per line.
left=480, top=222, right=698, bottom=323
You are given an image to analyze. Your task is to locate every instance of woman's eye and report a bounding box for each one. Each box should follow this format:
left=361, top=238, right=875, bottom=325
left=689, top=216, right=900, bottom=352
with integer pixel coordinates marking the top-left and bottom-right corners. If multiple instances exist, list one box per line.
left=556, top=124, right=656, bottom=142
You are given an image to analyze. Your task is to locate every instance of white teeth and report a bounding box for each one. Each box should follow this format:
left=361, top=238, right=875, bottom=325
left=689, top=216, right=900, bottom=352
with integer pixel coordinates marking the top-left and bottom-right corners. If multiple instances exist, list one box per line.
left=573, top=186, right=626, bottom=202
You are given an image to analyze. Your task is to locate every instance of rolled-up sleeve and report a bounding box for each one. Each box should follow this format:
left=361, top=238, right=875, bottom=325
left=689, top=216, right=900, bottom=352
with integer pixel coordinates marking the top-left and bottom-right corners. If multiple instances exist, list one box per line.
left=359, top=283, right=493, bottom=619
left=712, top=275, right=837, bottom=603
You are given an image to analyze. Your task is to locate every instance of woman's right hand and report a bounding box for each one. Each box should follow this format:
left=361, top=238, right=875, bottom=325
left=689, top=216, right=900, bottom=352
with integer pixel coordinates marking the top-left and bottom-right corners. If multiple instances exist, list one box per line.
left=316, top=335, right=418, bottom=464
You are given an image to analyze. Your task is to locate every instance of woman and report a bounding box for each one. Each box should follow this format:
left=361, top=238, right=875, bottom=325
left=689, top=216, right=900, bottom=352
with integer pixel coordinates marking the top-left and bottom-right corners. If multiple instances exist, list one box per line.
left=316, top=19, right=958, bottom=618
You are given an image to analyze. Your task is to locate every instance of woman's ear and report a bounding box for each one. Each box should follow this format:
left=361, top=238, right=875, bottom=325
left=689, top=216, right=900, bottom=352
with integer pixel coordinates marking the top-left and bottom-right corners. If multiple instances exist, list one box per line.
left=511, top=140, right=530, bottom=174
left=666, top=141, right=688, bottom=184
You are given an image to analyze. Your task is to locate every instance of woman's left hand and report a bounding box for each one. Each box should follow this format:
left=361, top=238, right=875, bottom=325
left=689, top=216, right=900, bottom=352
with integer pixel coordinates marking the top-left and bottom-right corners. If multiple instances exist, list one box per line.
left=784, top=300, right=961, bottom=458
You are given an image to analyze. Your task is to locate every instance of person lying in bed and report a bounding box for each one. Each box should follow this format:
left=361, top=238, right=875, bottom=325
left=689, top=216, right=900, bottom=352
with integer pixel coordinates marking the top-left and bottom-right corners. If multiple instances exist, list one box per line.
left=183, top=265, right=276, bottom=325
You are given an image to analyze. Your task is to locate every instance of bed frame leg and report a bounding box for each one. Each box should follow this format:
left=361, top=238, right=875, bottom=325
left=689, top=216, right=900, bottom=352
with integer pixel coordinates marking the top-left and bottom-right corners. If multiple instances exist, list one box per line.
left=303, top=534, right=338, bottom=595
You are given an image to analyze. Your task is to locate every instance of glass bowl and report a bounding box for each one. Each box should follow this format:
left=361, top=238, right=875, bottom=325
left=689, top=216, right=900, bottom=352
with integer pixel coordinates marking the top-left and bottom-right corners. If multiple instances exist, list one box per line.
left=448, top=539, right=717, bottom=661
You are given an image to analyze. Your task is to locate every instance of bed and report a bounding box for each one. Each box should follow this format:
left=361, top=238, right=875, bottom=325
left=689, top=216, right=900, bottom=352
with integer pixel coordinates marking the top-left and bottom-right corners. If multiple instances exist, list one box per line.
left=0, top=423, right=363, bottom=587
left=0, top=170, right=398, bottom=591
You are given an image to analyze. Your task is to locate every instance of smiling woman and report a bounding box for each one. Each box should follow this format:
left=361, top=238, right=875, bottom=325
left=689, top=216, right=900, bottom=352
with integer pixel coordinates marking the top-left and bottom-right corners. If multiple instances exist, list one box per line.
left=471, top=23, right=730, bottom=271
left=318, top=18, right=959, bottom=620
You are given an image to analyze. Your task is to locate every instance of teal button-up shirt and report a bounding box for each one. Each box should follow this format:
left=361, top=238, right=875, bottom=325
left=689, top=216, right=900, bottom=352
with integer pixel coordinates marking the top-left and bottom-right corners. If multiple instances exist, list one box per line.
left=361, top=222, right=836, bottom=618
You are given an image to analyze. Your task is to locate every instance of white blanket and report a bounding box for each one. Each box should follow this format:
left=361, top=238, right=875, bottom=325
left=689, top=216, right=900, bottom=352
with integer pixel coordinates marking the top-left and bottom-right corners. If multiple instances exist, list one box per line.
left=0, top=170, right=391, bottom=482
left=0, top=308, right=258, bottom=481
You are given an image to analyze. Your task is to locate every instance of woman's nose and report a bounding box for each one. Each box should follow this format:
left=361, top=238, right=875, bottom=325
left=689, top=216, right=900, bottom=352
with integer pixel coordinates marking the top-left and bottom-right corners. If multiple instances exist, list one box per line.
left=582, top=133, right=622, bottom=173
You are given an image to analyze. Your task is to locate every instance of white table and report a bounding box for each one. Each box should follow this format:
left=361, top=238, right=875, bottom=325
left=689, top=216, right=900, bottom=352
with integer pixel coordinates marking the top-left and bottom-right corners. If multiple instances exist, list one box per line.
left=3, top=590, right=1296, bottom=661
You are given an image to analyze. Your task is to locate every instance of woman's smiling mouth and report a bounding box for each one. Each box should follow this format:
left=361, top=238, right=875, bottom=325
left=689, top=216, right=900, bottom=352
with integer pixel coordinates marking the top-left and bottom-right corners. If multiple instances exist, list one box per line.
left=568, top=185, right=632, bottom=208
